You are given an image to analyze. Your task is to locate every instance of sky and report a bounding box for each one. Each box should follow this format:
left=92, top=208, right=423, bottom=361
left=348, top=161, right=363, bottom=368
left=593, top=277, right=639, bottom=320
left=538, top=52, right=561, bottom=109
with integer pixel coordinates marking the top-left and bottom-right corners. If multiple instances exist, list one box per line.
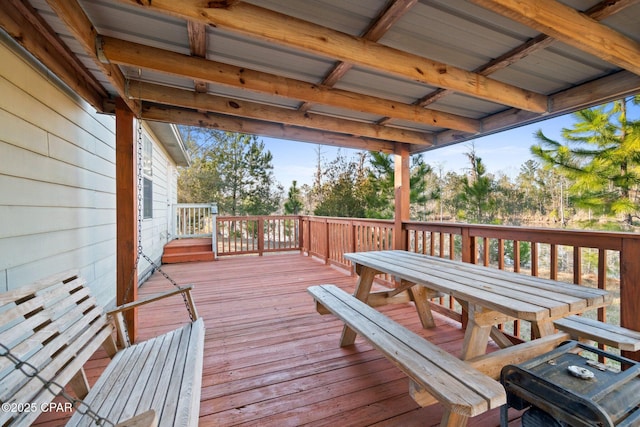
left=263, top=112, right=578, bottom=188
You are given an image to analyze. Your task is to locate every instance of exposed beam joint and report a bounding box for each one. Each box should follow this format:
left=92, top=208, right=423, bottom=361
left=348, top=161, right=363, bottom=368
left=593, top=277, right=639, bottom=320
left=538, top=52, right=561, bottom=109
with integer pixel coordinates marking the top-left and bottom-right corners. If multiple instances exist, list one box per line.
left=317, top=0, right=418, bottom=88
left=118, top=0, right=548, bottom=113
left=187, top=20, right=208, bottom=93
left=46, top=0, right=139, bottom=113
left=142, top=104, right=397, bottom=153
left=100, top=36, right=480, bottom=133
left=422, top=70, right=640, bottom=152
left=128, top=80, right=434, bottom=146
left=419, top=0, right=637, bottom=108
left=471, top=0, right=640, bottom=76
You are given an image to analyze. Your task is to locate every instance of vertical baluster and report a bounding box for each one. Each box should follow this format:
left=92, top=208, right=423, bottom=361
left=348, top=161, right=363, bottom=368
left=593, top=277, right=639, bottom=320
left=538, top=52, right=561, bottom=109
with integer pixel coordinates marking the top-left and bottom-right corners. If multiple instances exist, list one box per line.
left=531, top=242, right=539, bottom=277
left=598, top=249, right=607, bottom=322
left=431, top=231, right=436, bottom=256
left=513, top=241, right=520, bottom=273
left=550, top=244, right=558, bottom=280
left=449, top=234, right=455, bottom=260
left=483, top=237, right=490, bottom=266
left=573, top=246, right=582, bottom=285
left=498, top=239, right=504, bottom=270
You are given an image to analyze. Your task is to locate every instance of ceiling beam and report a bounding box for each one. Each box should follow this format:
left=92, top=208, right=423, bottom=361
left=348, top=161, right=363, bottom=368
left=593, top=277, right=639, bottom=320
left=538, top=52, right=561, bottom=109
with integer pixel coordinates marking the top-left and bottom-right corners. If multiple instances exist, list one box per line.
left=312, top=0, right=418, bottom=89
left=142, top=104, right=396, bottom=153
left=0, top=0, right=106, bottom=111
left=419, top=0, right=638, bottom=108
left=424, top=70, right=640, bottom=152
left=100, top=36, right=481, bottom=133
left=127, top=80, right=434, bottom=146
left=46, top=0, right=138, bottom=114
left=312, top=0, right=419, bottom=122
left=470, top=0, right=640, bottom=77
left=119, top=0, right=549, bottom=113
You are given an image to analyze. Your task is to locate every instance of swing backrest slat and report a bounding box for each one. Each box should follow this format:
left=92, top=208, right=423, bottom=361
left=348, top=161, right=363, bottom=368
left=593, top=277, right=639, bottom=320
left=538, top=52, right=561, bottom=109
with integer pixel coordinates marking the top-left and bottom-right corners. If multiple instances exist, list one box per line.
left=0, top=270, right=115, bottom=426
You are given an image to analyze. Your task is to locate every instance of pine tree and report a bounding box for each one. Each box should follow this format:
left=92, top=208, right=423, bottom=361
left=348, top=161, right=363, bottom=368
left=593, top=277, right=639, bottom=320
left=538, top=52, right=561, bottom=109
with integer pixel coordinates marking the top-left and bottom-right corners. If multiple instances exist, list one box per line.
left=284, top=181, right=303, bottom=215
left=531, top=97, right=640, bottom=226
left=177, top=128, right=281, bottom=215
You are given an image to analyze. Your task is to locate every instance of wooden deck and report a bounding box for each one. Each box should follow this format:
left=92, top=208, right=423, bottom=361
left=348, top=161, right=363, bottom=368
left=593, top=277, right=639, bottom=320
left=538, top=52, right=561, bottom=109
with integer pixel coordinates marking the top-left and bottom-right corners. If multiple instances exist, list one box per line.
left=36, top=253, right=522, bottom=426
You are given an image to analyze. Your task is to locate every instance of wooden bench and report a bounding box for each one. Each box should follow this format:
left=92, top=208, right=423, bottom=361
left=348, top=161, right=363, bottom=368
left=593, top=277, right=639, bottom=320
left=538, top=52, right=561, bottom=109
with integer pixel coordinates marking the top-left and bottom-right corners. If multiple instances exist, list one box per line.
left=308, top=284, right=506, bottom=427
left=0, top=270, right=204, bottom=427
left=554, top=315, right=640, bottom=352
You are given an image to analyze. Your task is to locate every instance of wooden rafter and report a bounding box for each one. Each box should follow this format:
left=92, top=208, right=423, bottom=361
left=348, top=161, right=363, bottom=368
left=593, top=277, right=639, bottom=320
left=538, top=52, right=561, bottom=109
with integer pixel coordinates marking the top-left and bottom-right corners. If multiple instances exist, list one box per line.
left=187, top=21, right=208, bottom=93
left=45, top=0, right=139, bottom=114
left=127, top=80, right=433, bottom=146
left=118, top=0, right=549, bottom=113
left=0, top=0, right=106, bottom=111
left=471, top=0, right=640, bottom=76
left=300, top=0, right=418, bottom=112
left=142, top=104, right=396, bottom=153
left=427, top=69, right=640, bottom=151
left=420, top=0, right=639, bottom=108
left=99, top=36, right=481, bottom=133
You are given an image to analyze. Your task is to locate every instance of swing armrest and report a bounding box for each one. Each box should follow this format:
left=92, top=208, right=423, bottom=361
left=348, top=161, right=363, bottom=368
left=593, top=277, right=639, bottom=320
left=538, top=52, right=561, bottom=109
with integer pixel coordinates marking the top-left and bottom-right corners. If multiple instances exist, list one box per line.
left=108, top=285, right=197, bottom=316
left=108, top=285, right=198, bottom=347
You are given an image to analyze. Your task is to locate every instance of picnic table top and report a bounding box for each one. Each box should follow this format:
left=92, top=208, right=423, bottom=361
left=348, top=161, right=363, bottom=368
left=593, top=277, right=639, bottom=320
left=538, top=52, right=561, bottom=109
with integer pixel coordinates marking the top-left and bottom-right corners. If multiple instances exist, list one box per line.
left=344, top=250, right=611, bottom=323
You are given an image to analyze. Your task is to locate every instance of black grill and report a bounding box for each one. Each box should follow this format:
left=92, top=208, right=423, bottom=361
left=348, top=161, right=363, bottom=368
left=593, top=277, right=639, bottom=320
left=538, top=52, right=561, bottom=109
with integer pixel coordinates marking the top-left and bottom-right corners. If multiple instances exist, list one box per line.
left=500, top=341, right=640, bottom=427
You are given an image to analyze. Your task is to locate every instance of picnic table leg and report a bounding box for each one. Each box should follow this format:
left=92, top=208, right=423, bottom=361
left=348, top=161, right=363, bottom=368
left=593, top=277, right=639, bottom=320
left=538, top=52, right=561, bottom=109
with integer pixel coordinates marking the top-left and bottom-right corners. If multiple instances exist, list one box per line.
left=340, top=266, right=377, bottom=346
left=441, top=410, right=469, bottom=427
left=408, top=286, right=437, bottom=329
left=531, top=319, right=556, bottom=339
left=461, top=304, right=512, bottom=360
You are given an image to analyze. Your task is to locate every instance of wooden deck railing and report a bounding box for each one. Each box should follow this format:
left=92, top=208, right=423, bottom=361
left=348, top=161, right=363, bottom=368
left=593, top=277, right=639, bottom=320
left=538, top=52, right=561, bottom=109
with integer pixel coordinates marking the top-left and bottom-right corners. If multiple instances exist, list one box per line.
left=216, top=215, right=300, bottom=256
left=173, top=203, right=216, bottom=238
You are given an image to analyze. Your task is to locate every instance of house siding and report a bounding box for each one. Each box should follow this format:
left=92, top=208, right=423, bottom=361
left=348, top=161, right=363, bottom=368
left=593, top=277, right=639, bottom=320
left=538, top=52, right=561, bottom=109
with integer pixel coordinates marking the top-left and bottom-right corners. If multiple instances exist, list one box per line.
left=0, top=37, right=178, bottom=306
left=138, top=123, right=179, bottom=281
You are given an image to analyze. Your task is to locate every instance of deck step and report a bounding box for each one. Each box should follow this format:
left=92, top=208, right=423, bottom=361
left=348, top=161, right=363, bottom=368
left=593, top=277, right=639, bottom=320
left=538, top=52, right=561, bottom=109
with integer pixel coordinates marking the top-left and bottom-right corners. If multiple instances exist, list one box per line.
left=163, top=243, right=212, bottom=254
left=162, top=251, right=215, bottom=264
left=162, top=238, right=214, bottom=264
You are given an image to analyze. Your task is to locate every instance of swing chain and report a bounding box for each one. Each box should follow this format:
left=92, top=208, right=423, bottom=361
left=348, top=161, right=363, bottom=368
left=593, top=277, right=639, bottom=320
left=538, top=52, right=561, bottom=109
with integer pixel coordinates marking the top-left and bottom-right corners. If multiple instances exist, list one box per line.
left=0, top=343, right=116, bottom=426
left=122, top=115, right=195, bottom=324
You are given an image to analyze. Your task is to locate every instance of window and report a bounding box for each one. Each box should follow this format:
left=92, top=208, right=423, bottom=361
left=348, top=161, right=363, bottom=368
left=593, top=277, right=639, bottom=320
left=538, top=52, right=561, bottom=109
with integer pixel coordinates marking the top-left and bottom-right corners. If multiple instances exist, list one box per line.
left=142, top=135, right=153, bottom=219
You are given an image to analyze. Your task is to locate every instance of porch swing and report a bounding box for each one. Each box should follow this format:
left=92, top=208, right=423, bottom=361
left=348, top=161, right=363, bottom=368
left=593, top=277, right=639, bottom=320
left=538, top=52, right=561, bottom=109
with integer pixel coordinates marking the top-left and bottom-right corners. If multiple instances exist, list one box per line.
left=0, top=118, right=205, bottom=427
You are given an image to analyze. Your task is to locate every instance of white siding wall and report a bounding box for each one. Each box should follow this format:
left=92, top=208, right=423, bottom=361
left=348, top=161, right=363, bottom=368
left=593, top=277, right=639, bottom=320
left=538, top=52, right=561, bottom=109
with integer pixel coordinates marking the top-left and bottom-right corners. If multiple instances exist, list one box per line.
left=138, top=123, right=178, bottom=279
left=0, top=38, right=178, bottom=305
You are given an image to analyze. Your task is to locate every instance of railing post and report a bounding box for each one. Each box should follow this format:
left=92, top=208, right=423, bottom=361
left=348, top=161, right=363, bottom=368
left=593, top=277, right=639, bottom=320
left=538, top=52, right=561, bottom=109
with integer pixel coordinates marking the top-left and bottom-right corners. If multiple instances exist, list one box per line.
left=620, top=238, right=640, bottom=360
left=461, top=228, right=476, bottom=264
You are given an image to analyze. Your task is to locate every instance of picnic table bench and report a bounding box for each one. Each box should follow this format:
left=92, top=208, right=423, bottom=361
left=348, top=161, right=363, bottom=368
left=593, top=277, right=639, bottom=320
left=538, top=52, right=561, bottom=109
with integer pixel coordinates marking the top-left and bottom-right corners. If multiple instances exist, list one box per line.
left=308, top=284, right=507, bottom=427
left=0, top=270, right=204, bottom=427
left=554, top=315, right=640, bottom=352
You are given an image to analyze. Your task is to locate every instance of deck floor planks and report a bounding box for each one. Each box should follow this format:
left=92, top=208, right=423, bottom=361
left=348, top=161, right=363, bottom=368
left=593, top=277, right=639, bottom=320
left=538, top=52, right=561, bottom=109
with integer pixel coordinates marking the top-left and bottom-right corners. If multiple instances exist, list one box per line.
left=33, top=252, right=521, bottom=426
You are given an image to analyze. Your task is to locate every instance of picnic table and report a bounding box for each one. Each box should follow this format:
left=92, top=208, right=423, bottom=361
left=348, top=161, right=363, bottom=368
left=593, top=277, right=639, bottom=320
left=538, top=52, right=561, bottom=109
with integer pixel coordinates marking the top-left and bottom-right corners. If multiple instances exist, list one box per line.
left=343, top=250, right=612, bottom=360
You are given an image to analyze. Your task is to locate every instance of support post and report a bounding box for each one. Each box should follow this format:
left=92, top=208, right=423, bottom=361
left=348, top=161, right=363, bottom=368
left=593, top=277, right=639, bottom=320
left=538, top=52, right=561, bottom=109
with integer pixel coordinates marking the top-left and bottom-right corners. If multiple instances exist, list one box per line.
left=393, top=144, right=410, bottom=251
left=620, top=237, right=640, bottom=360
left=115, top=98, right=137, bottom=343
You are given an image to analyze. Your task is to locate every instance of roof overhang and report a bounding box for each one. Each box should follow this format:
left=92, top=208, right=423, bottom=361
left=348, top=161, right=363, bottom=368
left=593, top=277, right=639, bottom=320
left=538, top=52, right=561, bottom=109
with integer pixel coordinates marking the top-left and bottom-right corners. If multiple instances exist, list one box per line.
left=1, top=0, right=639, bottom=154
left=146, top=121, right=190, bottom=167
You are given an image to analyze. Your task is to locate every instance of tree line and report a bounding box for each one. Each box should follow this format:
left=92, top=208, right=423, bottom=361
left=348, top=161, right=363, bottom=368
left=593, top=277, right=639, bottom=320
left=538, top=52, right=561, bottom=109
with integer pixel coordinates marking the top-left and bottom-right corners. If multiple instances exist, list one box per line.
left=178, top=97, right=640, bottom=230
